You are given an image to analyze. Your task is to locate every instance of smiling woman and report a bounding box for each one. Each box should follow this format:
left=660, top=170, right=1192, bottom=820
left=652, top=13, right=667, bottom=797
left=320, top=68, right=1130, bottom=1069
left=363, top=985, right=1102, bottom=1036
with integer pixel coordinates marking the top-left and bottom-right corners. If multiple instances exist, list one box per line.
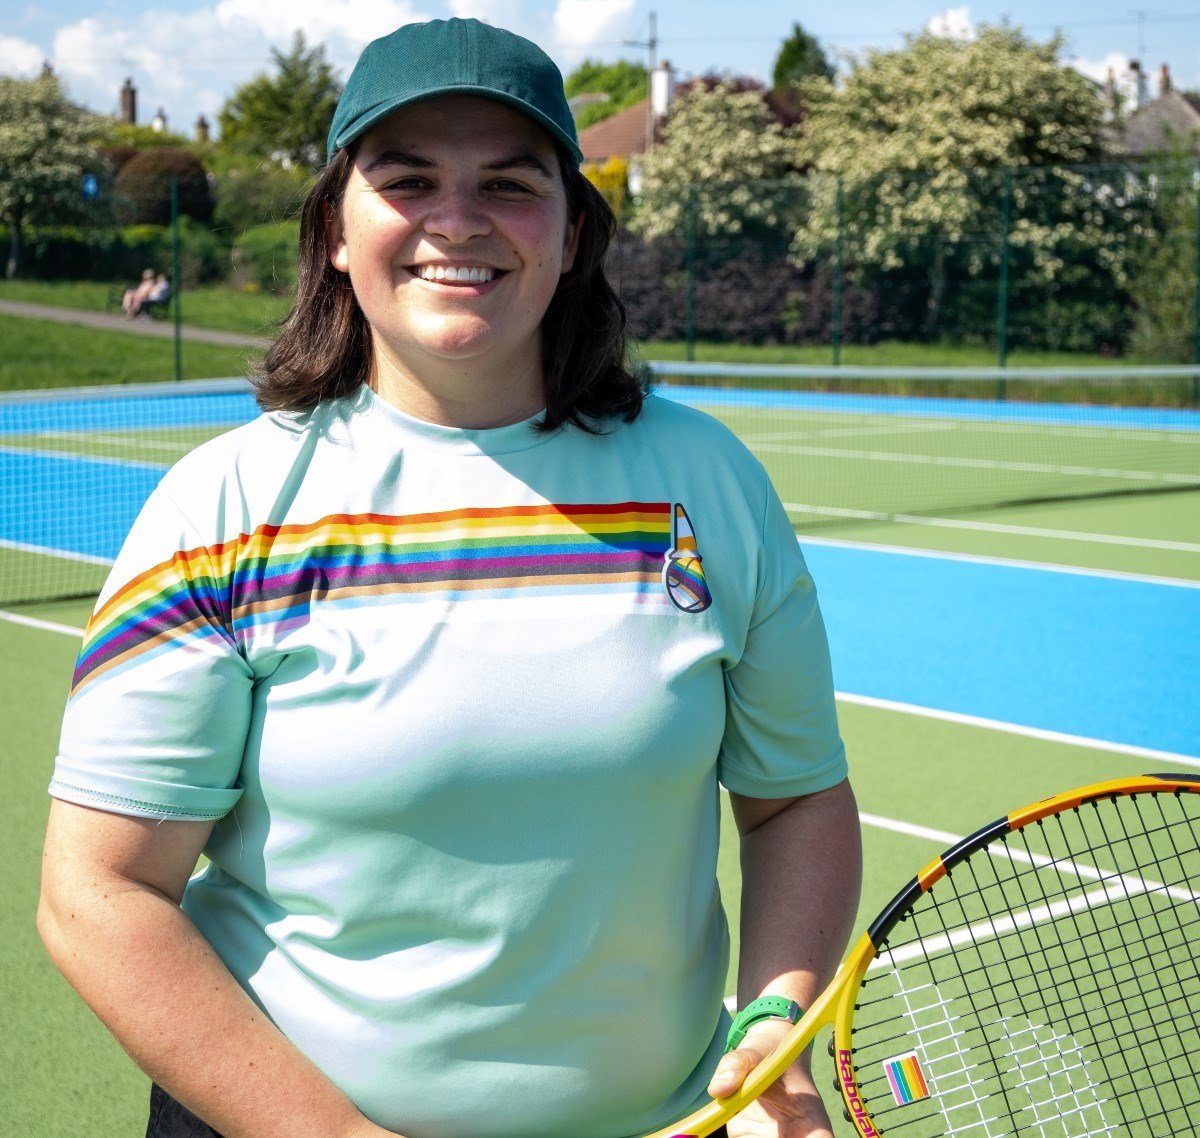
left=37, top=17, right=859, bottom=1138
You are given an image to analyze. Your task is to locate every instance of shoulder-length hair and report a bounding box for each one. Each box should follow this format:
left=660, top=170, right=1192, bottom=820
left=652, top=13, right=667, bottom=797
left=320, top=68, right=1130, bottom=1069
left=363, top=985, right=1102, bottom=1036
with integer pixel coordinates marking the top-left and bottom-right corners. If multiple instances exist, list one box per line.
left=253, top=143, right=644, bottom=431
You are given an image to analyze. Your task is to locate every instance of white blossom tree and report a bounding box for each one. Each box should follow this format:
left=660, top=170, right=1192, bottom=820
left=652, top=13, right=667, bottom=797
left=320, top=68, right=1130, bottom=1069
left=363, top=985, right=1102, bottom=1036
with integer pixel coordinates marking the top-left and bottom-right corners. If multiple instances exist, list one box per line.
left=629, top=83, right=805, bottom=244
left=0, top=73, right=105, bottom=278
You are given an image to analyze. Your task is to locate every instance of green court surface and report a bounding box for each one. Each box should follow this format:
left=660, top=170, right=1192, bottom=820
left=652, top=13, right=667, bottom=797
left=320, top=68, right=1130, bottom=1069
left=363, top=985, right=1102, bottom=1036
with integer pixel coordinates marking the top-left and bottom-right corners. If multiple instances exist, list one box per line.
left=2, top=384, right=1197, bottom=1134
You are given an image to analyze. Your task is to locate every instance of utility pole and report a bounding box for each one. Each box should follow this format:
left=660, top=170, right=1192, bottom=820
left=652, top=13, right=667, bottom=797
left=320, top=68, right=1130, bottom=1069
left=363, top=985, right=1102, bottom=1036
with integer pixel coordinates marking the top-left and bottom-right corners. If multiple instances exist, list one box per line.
left=623, top=11, right=657, bottom=152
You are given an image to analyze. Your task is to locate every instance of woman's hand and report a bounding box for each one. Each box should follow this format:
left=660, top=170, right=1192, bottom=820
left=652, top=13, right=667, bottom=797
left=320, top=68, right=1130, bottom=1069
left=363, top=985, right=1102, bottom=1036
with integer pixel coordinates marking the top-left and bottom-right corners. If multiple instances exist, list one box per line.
left=706, top=1021, right=835, bottom=1138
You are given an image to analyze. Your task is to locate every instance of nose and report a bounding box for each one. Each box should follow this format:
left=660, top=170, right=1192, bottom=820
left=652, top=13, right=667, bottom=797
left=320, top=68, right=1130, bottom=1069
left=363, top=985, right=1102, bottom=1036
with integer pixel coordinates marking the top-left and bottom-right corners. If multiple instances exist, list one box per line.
left=423, top=186, right=492, bottom=245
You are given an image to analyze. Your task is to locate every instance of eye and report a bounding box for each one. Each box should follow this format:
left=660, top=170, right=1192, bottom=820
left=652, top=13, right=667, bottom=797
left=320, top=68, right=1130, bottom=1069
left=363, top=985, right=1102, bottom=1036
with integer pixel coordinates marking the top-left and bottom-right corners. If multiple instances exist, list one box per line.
left=487, top=178, right=535, bottom=195
left=381, top=175, right=432, bottom=192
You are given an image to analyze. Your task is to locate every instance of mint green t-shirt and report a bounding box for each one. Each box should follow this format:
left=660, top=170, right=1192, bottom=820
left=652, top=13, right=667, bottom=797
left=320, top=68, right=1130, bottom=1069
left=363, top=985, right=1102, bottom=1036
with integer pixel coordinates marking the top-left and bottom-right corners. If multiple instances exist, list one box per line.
left=51, top=388, right=847, bottom=1138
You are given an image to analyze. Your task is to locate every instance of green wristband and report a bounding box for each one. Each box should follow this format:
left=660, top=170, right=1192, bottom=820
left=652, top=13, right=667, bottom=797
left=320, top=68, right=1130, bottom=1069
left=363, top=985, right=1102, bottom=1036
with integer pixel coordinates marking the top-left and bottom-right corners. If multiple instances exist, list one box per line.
left=724, top=996, right=803, bottom=1053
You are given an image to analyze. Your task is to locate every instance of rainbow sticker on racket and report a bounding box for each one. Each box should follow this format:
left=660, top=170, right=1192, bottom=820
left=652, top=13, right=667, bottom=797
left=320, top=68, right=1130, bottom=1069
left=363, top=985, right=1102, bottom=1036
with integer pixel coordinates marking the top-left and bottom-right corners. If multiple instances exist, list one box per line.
left=881, top=1052, right=930, bottom=1106
left=663, top=503, right=712, bottom=614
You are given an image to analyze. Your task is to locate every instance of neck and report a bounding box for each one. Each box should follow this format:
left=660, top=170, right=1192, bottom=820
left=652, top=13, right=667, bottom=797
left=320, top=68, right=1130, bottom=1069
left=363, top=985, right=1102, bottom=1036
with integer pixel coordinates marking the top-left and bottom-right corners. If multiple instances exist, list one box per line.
left=369, top=339, right=545, bottom=429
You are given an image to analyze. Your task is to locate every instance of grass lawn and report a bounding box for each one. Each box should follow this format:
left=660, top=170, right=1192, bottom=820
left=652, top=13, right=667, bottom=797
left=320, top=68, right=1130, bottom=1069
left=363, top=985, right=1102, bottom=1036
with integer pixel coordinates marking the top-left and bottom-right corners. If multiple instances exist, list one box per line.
left=0, top=279, right=1152, bottom=369
left=0, top=279, right=292, bottom=338
left=0, top=313, right=259, bottom=392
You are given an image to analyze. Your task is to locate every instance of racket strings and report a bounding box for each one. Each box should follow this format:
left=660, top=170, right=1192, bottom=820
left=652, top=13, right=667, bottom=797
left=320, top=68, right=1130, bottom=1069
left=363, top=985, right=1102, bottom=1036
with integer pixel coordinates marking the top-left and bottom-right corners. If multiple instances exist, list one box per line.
left=844, top=788, right=1200, bottom=1137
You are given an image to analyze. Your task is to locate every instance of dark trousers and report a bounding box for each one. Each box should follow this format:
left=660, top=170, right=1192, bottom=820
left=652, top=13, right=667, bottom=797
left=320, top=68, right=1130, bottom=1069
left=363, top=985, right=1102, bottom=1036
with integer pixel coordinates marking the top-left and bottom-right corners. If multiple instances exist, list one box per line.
left=146, top=1082, right=730, bottom=1137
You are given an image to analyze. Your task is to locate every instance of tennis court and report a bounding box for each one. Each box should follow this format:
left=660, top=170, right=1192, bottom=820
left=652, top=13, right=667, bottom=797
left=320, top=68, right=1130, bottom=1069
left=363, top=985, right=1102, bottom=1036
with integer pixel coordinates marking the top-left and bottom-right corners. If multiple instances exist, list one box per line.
left=2, top=368, right=1197, bottom=1135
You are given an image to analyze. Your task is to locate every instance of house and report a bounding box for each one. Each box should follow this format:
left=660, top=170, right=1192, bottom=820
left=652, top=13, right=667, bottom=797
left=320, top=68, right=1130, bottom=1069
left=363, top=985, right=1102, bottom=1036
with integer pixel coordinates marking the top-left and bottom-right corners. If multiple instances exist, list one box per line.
left=1125, top=65, right=1200, bottom=156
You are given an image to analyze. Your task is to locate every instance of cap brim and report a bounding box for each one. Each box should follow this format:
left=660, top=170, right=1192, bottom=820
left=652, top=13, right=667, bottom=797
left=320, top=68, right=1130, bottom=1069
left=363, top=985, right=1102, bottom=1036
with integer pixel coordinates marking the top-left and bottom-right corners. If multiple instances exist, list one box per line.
left=330, top=86, right=583, bottom=165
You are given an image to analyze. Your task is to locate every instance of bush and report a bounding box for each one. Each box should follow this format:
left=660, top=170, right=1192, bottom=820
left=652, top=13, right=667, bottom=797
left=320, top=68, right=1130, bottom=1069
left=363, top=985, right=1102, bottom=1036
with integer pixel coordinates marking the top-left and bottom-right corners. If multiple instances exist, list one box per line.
left=0, top=219, right=227, bottom=285
left=232, top=221, right=300, bottom=293
left=612, top=229, right=878, bottom=346
left=113, top=147, right=214, bottom=226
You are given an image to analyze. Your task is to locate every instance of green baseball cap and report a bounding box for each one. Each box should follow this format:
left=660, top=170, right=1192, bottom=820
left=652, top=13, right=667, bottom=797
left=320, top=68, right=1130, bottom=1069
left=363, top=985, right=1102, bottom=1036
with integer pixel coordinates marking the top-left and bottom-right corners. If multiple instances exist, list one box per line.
left=327, top=18, right=582, bottom=165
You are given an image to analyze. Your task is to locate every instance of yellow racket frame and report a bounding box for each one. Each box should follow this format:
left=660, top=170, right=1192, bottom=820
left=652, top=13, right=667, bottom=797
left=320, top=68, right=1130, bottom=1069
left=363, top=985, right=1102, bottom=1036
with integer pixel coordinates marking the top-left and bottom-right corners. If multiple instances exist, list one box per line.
left=641, top=774, right=1199, bottom=1138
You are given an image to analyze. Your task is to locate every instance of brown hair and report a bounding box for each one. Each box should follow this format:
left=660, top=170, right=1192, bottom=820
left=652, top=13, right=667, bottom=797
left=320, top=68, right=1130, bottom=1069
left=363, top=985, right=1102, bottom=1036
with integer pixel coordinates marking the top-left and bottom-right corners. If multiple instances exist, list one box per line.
left=254, top=144, right=644, bottom=431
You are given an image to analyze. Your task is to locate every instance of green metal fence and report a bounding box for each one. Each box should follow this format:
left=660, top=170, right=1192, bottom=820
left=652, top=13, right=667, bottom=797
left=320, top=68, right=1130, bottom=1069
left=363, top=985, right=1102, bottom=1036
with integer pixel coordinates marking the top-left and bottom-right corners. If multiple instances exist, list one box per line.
left=616, top=158, right=1200, bottom=368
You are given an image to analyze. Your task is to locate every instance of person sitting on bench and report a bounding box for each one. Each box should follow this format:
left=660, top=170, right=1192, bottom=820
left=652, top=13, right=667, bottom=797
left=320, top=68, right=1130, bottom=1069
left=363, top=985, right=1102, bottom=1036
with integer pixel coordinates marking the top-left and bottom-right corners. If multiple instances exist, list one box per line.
left=121, top=269, right=155, bottom=317
left=140, top=273, right=171, bottom=317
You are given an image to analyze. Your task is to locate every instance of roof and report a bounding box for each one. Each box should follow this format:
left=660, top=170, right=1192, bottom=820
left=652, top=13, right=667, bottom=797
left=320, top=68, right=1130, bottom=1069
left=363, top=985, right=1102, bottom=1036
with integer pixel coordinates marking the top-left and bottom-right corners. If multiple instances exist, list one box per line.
left=577, top=99, right=651, bottom=164
left=1125, top=90, right=1200, bottom=155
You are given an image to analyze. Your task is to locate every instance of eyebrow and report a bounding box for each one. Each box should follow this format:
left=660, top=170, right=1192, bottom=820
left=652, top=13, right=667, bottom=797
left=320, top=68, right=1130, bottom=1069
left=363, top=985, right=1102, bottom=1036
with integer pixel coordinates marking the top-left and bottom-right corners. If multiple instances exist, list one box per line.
left=362, top=149, right=554, bottom=180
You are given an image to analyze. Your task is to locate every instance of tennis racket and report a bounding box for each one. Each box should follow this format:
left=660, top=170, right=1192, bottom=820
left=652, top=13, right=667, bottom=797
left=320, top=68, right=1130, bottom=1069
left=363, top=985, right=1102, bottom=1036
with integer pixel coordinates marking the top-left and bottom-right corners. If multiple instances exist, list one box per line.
left=644, top=773, right=1200, bottom=1137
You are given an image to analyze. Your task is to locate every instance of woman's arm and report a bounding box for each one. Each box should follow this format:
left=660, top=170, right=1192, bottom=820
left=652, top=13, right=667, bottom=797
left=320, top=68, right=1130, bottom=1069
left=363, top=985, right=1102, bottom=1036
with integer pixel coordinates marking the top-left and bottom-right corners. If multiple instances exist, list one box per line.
left=37, top=799, right=396, bottom=1138
left=708, top=779, right=862, bottom=1137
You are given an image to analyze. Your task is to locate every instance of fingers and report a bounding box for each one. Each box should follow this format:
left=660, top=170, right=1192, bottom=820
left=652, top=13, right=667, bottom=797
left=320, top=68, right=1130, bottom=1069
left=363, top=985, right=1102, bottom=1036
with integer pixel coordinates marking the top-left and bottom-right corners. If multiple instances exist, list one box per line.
left=707, top=1045, right=761, bottom=1099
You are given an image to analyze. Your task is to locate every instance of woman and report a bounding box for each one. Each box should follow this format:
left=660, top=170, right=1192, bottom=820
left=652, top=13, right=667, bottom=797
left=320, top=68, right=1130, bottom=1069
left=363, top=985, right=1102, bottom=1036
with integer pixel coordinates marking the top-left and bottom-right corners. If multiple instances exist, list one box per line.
left=38, top=19, right=860, bottom=1138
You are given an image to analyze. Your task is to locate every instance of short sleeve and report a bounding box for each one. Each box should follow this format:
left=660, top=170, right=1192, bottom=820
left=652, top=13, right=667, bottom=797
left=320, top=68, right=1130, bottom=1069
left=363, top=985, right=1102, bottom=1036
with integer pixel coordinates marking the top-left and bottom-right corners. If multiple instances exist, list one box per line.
left=717, top=473, right=848, bottom=798
left=49, top=483, right=252, bottom=821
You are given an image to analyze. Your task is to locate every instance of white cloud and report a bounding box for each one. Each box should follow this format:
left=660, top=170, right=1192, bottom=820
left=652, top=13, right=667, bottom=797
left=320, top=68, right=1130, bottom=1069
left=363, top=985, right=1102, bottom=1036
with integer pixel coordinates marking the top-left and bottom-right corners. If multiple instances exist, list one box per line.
left=446, top=0, right=524, bottom=26
left=553, top=0, right=636, bottom=65
left=214, top=0, right=432, bottom=65
left=1069, top=52, right=1138, bottom=102
left=926, top=6, right=975, bottom=42
left=41, top=1, right=433, bottom=139
left=0, top=32, right=47, bottom=76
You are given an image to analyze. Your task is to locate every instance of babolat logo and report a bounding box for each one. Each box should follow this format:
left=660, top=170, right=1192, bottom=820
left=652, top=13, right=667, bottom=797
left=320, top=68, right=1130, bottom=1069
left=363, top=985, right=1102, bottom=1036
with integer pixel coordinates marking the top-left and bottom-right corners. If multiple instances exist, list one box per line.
left=838, top=1050, right=880, bottom=1137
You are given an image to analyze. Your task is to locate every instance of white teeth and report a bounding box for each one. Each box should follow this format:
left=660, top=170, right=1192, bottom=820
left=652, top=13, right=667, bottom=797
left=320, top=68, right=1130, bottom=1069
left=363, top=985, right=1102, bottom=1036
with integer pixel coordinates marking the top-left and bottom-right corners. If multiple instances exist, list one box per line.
left=415, top=265, right=496, bottom=283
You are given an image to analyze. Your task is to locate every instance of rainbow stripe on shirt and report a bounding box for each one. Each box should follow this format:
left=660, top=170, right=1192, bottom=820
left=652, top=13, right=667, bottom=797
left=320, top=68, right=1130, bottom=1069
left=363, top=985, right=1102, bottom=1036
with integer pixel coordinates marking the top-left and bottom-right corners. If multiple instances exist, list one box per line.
left=71, top=502, right=679, bottom=695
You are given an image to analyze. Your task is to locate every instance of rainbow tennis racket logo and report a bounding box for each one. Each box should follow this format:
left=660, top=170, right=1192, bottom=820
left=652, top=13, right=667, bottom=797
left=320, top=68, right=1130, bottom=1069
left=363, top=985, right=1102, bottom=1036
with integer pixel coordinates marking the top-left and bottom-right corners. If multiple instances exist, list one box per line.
left=663, top=503, right=712, bottom=613
left=882, top=1050, right=930, bottom=1106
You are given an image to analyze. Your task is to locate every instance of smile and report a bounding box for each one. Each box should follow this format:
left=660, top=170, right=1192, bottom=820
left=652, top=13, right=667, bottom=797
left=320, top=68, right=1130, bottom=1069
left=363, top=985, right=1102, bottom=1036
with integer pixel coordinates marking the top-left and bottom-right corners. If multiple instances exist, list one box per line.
left=411, top=265, right=502, bottom=284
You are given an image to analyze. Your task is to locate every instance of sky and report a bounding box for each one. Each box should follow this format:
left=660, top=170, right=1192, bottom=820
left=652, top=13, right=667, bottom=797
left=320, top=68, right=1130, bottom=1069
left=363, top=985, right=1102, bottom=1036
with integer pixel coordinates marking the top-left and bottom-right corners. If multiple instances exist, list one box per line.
left=2, top=0, right=1199, bottom=141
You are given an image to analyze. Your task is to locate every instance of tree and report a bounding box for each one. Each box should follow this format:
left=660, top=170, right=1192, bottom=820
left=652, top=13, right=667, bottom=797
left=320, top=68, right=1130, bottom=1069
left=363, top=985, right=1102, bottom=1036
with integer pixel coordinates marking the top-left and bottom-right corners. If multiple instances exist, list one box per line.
left=210, top=150, right=312, bottom=236
left=1128, top=157, right=1200, bottom=362
left=790, top=25, right=1135, bottom=345
left=113, top=147, right=213, bottom=226
left=564, top=59, right=648, bottom=131
left=629, top=82, right=804, bottom=243
left=218, top=32, right=341, bottom=169
left=772, top=22, right=833, bottom=88
left=0, top=73, right=105, bottom=278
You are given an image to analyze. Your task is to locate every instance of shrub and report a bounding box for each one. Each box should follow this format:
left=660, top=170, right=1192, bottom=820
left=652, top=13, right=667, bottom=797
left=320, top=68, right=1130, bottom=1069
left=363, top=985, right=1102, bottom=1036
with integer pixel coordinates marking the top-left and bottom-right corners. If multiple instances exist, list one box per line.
left=232, top=221, right=300, bottom=293
left=113, top=147, right=213, bottom=226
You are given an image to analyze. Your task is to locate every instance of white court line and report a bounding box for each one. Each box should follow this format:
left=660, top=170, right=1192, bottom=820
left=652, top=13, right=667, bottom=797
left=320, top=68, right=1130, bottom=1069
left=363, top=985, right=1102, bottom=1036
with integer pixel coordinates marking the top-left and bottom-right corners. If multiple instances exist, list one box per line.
left=744, top=421, right=958, bottom=443
left=785, top=504, right=1200, bottom=554
left=797, top=532, right=1200, bottom=589
left=0, top=539, right=113, bottom=565
left=0, top=610, right=88, bottom=637
left=752, top=442, right=1200, bottom=485
left=38, top=430, right=188, bottom=454
left=859, top=810, right=1200, bottom=905
left=875, top=875, right=1195, bottom=969
left=4, top=607, right=1195, bottom=768
left=0, top=443, right=166, bottom=471
left=837, top=692, right=1200, bottom=770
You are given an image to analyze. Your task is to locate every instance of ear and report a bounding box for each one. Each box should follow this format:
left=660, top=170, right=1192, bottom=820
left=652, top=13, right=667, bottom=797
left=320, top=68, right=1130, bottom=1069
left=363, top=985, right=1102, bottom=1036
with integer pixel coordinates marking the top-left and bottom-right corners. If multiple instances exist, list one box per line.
left=561, top=210, right=583, bottom=274
left=325, top=199, right=350, bottom=274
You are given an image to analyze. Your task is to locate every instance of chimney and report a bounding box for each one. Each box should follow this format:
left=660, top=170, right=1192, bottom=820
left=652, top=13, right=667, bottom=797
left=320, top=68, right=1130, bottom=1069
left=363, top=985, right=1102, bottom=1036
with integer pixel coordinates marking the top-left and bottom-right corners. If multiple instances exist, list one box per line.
left=651, top=60, right=675, bottom=119
left=41, top=61, right=54, bottom=79
left=1129, top=60, right=1148, bottom=109
left=1104, top=65, right=1115, bottom=105
left=195, top=115, right=210, bottom=144
left=1160, top=63, right=1172, bottom=96
left=151, top=107, right=167, bottom=133
left=120, top=78, right=136, bottom=124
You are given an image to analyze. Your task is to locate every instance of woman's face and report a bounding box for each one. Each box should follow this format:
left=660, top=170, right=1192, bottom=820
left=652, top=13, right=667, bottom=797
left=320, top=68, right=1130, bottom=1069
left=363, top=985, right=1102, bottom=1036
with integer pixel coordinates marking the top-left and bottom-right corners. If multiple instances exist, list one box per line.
left=328, top=95, right=581, bottom=384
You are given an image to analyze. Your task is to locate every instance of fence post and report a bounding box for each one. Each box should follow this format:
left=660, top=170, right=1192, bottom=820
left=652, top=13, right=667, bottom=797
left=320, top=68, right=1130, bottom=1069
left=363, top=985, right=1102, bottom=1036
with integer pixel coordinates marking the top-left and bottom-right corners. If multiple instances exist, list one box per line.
left=685, top=185, right=697, bottom=362
left=995, top=168, right=1012, bottom=397
left=833, top=177, right=844, bottom=367
left=1192, top=163, right=1200, bottom=404
left=171, top=175, right=182, bottom=383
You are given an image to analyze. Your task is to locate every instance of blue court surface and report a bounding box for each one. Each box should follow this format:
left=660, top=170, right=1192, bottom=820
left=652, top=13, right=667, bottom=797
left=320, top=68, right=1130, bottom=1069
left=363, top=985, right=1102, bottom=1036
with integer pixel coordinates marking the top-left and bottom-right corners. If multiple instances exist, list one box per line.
left=802, top=540, right=1199, bottom=759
